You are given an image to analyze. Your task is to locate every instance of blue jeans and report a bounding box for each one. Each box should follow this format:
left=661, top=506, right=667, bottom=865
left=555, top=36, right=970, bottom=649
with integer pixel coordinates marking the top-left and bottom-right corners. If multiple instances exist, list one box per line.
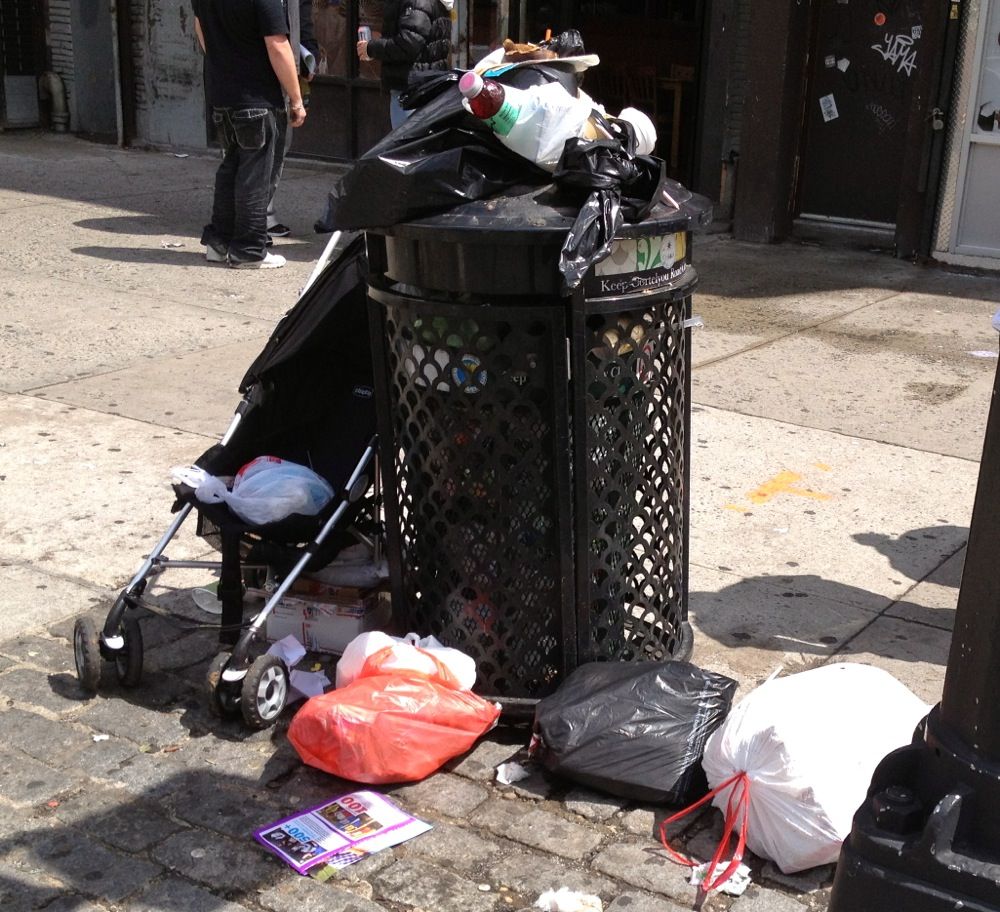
left=202, top=106, right=287, bottom=264
left=390, top=90, right=412, bottom=129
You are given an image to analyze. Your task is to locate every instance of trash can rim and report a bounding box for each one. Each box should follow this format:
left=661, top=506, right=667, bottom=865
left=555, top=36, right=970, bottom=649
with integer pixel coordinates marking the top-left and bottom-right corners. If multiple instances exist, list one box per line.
left=364, top=187, right=712, bottom=245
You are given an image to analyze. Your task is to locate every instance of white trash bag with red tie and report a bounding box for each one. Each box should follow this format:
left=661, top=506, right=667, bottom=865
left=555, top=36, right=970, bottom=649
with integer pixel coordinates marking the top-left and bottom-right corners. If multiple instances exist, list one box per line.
left=663, top=663, right=929, bottom=890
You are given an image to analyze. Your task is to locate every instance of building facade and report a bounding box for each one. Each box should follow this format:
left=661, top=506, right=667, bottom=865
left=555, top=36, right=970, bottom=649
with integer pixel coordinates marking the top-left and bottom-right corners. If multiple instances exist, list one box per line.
left=932, top=0, right=1000, bottom=267
left=3, top=0, right=997, bottom=271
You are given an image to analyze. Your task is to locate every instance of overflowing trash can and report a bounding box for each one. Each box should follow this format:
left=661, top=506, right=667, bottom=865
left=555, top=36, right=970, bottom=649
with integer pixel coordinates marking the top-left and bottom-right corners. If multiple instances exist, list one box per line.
left=365, top=182, right=710, bottom=711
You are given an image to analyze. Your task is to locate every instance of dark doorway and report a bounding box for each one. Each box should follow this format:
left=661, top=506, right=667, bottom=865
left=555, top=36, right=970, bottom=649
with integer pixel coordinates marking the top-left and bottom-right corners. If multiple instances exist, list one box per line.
left=797, top=0, right=924, bottom=225
left=0, top=0, right=44, bottom=127
left=518, top=0, right=706, bottom=185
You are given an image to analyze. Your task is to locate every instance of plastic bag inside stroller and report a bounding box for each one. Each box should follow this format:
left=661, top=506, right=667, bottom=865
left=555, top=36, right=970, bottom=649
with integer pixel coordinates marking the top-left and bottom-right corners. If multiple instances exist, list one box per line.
left=73, top=235, right=382, bottom=729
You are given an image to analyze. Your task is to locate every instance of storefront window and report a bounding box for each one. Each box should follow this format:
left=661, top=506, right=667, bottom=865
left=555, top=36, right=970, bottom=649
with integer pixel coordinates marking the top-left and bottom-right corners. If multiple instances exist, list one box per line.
left=973, top=1, right=1000, bottom=134
left=303, top=0, right=608, bottom=160
left=358, top=0, right=385, bottom=81
left=311, top=0, right=384, bottom=79
left=312, top=0, right=349, bottom=77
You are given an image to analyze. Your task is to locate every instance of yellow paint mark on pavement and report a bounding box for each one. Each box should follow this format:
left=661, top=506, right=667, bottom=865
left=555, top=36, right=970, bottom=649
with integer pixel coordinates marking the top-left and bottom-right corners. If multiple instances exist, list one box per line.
left=725, top=469, right=834, bottom=511
left=747, top=470, right=832, bottom=504
left=814, top=462, right=832, bottom=472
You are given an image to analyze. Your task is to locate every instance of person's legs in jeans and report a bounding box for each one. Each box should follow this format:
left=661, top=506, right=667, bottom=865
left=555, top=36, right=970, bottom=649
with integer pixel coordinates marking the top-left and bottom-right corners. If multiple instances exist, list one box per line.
left=389, top=90, right=412, bottom=129
left=229, top=107, right=279, bottom=264
left=266, top=111, right=293, bottom=234
left=201, top=109, right=238, bottom=256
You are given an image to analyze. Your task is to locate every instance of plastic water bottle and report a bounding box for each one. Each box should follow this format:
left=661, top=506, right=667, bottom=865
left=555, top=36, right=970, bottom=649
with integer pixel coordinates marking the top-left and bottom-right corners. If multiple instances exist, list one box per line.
left=459, top=71, right=610, bottom=171
left=458, top=71, right=522, bottom=136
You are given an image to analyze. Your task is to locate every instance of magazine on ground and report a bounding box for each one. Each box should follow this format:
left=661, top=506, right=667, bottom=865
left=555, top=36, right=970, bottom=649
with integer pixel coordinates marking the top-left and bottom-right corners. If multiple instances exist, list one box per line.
left=254, top=790, right=432, bottom=874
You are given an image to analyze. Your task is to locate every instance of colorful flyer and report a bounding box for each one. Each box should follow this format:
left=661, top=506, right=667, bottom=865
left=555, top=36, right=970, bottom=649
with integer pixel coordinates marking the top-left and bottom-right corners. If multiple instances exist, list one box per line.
left=254, top=790, right=431, bottom=874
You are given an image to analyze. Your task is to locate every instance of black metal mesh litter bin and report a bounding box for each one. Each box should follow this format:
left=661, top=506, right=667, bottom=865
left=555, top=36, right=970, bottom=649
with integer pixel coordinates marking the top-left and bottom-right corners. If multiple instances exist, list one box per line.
left=366, top=185, right=711, bottom=710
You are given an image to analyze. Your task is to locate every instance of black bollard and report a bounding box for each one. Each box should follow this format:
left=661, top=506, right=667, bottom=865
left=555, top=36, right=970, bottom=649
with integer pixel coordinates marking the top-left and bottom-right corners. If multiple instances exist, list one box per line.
left=828, top=359, right=1000, bottom=911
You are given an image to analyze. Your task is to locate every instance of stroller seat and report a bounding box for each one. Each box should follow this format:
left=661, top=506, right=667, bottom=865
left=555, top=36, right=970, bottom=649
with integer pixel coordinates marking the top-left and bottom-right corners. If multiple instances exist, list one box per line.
left=75, top=235, right=382, bottom=730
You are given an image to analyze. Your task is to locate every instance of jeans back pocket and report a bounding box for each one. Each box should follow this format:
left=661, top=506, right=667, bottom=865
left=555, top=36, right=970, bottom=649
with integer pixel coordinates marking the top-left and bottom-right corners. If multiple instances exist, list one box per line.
left=231, top=108, right=270, bottom=151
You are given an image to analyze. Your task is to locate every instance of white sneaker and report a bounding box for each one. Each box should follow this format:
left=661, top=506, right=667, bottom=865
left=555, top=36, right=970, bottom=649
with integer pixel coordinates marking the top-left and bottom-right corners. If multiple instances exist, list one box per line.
left=230, top=252, right=286, bottom=269
left=205, top=246, right=227, bottom=264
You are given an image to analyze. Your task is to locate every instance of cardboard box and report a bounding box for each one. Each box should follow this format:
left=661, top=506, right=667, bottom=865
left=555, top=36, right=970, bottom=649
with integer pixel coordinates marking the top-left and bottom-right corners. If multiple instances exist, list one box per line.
left=259, top=585, right=387, bottom=655
left=287, top=577, right=366, bottom=605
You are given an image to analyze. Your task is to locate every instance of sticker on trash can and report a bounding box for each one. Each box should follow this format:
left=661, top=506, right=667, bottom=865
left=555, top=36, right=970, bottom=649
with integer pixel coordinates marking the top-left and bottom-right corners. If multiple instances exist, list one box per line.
left=588, top=231, right=687, bottom=297
left=451, top=354, right=487, bottom=393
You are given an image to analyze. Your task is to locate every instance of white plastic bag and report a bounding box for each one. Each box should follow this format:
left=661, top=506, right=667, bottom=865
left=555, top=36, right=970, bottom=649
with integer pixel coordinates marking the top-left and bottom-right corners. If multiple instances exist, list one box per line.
left=616, top=107, right=657, bottom=155
left=700, top=663, right=929, bottom=873
left=462, top=81, right=594, bottom=172
left=171, top=456, right=334, bottom=526
left=335, top=631, right=477, bottom=691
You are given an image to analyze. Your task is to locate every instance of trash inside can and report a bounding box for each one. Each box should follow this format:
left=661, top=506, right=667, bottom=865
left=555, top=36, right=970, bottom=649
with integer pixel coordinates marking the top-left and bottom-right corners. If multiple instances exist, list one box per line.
left=366, top=180, right=710, bottom=714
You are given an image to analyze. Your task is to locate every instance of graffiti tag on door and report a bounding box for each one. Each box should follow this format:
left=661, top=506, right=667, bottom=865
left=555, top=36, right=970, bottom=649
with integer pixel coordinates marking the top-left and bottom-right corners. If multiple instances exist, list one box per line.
left=871, top=30, right=919, bottom=77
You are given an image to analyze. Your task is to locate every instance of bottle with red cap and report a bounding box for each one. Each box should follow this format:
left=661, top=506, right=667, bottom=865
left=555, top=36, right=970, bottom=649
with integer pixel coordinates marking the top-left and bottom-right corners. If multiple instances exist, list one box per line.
left=458, top=70, right=523, bottom=136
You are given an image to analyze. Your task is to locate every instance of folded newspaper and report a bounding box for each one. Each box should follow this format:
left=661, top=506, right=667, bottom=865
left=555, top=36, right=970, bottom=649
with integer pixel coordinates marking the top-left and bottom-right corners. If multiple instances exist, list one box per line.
left=254, top=790, right=431, bottom=874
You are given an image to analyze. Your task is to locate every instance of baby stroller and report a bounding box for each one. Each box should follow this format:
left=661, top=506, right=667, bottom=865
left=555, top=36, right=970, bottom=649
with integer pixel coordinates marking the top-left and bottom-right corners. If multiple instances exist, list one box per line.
left=73, top=235, right=381, bottom=729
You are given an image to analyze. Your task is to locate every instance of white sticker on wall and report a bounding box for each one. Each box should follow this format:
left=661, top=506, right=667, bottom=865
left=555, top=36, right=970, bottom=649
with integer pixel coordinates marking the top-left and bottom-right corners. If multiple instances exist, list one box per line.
left=820, top=93, right=840, bottom=122
left=837, top=57, right=851, bottom=72
left=912, top=24, right=923, bottom=38
left=825, top=54, right=837, bottom=67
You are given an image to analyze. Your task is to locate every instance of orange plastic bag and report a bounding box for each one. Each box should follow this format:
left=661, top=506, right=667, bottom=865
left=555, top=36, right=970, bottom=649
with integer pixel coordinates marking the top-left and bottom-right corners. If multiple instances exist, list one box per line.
left=287, top=646, right=501, bottom=783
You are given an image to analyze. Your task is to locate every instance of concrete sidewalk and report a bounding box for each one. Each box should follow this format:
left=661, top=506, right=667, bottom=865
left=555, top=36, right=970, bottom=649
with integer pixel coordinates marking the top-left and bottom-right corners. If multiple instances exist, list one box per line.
left=2, top=131, right=998, bottom=912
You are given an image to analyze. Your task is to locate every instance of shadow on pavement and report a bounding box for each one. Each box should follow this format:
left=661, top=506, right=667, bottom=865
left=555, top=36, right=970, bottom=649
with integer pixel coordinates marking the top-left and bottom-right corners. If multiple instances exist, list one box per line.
left=70, top=242, right=321, bottom=267
left=0, top=761, right=352, bottom=911
left=852, top=525, right=965, bottom=587
left=692, top=521, right=965, bottom=669
left=692, top=571, right=953, bottom=664
left=75, top=215, right=194, bottom=236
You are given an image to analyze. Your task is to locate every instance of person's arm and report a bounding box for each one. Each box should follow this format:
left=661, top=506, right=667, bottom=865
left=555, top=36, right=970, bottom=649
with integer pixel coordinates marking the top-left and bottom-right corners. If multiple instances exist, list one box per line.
left=299, top=0, right=319, bottom=79
left=264, top=34, right=307, bottom=126
left=194, top=15, right=206, bottom=53
left=299, top=0, right=319, bottom=56
left=364, top=4, right=433, bottom=64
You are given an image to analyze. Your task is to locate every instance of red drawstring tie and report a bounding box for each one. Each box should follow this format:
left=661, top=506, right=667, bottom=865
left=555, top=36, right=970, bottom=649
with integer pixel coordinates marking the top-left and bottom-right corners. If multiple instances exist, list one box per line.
left=658, top=771, right=751, bottom=893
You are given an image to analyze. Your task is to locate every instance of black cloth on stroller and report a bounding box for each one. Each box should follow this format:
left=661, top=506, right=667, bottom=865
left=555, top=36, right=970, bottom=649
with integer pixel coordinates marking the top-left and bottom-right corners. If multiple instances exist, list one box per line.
left=172, top=235, right=376, bottom=641
left=76, top=235, right=380, bottom=729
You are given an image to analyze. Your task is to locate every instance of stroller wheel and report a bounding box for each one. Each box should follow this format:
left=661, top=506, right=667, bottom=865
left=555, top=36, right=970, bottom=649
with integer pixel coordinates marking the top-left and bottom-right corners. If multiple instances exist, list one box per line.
left=113, top=615, right=144, bottom=688
left=73, top=617, right=103, bottom=692
left=241, top=654, right=289, bottom=729
left=206, top=652, right=241, bottom=718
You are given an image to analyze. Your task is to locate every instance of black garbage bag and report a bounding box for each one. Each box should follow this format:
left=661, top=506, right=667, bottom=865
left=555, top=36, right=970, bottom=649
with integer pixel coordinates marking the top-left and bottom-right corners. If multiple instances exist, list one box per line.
left=531, top=660, right=738, bottom=804
left=316, top=52, right=694, bottom=292
left=316, top=67, right=574, bottom=232
left=398, top=68, right=463, bottom=110
left=318, top=124, right=541, bottom=231
left=542, top=28, right=586, bottom=58
left=554, top=117, right=668, bottom=291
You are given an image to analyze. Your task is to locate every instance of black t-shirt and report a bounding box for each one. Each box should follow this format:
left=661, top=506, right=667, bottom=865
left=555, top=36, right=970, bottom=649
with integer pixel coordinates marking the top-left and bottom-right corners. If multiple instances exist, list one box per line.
left=193, top=0, right=289, bottom=108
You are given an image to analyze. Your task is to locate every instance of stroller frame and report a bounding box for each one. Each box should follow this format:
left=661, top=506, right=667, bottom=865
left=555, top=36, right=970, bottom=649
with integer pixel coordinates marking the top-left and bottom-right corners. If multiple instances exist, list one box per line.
left=74, top=400, right=378, bottom=727
left=74, top=231, right=382, bottom=728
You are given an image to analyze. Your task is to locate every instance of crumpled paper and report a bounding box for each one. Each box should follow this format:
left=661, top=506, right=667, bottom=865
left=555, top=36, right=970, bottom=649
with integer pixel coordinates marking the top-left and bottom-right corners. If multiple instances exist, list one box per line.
left=688, top=860, right=753, bottom=896
left=289, top=668, right=330, bottom=701
left=496, top=761, right=532, bottom=784
left=534, top=887, right=603, bottom=911
left=267, top=635, right=306, bottom=668
left=267, top=635, right=330, bottom=703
